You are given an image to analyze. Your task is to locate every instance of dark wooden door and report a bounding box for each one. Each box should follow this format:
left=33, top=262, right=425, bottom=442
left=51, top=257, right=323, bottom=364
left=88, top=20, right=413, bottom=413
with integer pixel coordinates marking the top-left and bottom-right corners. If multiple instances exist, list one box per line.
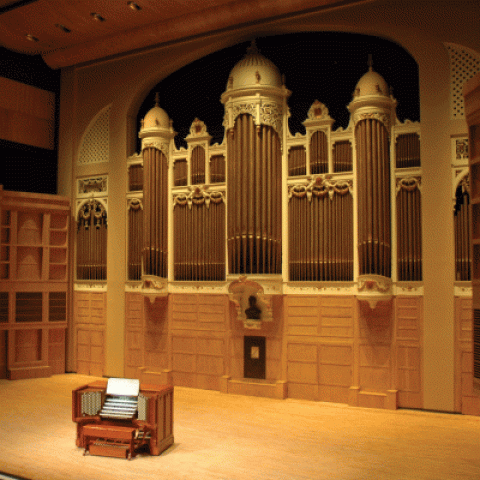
left=244, top=336, right=266, bottom=379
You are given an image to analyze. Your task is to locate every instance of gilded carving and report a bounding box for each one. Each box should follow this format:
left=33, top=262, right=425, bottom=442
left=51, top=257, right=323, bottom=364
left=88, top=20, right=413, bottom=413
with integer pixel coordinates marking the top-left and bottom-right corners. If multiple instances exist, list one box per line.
left=173, top=186, right=225, bottom=209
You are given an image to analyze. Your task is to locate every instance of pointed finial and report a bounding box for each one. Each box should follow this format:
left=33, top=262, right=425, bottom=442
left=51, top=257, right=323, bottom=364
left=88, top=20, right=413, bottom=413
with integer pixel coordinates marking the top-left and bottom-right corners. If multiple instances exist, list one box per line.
left=367, top=54, right=373, bottom=71
left=247, top=39, right=259, bottom=55
left=154, top=92, right=160, bottom=107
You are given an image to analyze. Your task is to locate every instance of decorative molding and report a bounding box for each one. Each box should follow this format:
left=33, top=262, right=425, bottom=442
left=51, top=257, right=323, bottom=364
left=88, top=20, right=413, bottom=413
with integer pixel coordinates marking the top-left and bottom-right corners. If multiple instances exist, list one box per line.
left=288, top=175, right=353, bottom=201
left=227, top=276, right=274, bottom=329
left=77, top=176, right=108, bottom=197
left=173, top=185, right=225, bottom=209
left=127, top=198, right=143, bottom=210
left=141, top=139, right=169, bottom=157
left=75, top=197, right=108, bottom=220
left=74, top=282, right=107, bottom=292
left=353, top=111, right=390, bottom=130
left=186, top=118, right=211, bottom=143
left=396, top=176, right=421, bottom=194
left=357, top=274, right=393, bottom=309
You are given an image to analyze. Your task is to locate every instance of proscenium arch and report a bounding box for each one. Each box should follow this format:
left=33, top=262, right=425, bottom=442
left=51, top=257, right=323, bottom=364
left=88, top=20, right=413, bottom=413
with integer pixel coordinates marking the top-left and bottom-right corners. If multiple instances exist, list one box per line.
left=132, top=32, right=419, bottom=152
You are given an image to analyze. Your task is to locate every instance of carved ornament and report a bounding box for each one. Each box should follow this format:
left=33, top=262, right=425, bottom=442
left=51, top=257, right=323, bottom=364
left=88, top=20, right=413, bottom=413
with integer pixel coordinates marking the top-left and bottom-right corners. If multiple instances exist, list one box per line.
left=288, top=176, right=353, bottom=202
left=357, top=274, right=392, bottom=309
left=173, top=186, right=225, bottom=209
left=228, top=276, right=273, bottom=329
left=396, top=177, right=421, bottom=194
left=353, top=112, right=390, bottom=131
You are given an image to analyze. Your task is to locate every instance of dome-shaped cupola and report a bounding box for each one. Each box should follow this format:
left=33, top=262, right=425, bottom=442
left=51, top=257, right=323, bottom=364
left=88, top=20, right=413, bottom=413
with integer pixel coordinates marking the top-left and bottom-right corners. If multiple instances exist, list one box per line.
left=139, top=93, right=176, bottom=151
left=225, top=40, right=283, bottom=91
left=348, top=57, right=396, bottom=116
left=139, top=93, right=174, bottom=135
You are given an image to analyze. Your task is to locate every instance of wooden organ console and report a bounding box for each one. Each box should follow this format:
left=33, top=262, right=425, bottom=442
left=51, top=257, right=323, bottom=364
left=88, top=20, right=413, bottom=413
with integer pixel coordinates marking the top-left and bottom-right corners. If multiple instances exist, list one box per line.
left=72, top=378, right=173, bottom=459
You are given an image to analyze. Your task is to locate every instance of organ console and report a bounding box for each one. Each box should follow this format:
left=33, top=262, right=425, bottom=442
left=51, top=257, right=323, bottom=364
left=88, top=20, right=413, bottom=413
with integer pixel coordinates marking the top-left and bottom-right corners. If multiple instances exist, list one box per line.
left=72, top=378, right=173, bottom=459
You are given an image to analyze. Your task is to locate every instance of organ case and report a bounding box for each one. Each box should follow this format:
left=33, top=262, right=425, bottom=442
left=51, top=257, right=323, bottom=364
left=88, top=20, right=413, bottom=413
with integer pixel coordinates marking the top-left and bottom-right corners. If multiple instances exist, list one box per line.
left=72, top=378, right=173, bottom=459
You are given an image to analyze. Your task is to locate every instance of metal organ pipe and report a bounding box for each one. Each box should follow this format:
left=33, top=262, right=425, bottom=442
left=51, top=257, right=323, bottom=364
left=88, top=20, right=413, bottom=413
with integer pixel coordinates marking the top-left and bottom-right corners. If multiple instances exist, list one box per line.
left=227, top=114, right=282, bottom=274
left=356, top=118, right=391, bottom=277
left=143, top=147, right=168, bottom=278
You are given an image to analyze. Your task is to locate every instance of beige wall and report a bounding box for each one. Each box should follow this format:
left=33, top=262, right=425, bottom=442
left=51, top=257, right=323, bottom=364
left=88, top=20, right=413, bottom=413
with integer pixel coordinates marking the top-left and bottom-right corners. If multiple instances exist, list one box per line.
left=57, top=0, right=480, bottom=411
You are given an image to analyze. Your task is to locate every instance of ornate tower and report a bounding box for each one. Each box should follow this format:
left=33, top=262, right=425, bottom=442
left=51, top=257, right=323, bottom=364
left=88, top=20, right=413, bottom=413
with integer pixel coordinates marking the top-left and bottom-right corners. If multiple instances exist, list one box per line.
left=221, top=42, right=290, bottom=275
left=348, top=61, right=397, bottom=306
left=139, top=94, right=176, bottom=283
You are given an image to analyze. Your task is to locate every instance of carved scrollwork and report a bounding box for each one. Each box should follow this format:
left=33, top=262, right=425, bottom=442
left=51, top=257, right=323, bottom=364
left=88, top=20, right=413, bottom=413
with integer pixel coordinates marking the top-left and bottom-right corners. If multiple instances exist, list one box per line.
left=187, top=118, right=209, bottom=138
left=396, top=177, right=421, bottom=194
left=306, top=100, right=331, bottom=121
left=78, top=176, right=108, bottom=195
left=288, top=176, right=353, bottom=202
left=173, top=186, right=225, bottom=209
left=142, top=140, right=169, bottom=157
left=353, top=112, right=390, bottom=131
left=127, top=198, right=143, bottom=210
left=259, top=102, right=283, bottom=134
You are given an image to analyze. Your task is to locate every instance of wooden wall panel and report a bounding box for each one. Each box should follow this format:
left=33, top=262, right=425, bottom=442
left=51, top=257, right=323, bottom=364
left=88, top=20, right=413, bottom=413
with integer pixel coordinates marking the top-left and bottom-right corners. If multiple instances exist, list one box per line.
left=395, top=297, right=423, bottom=409
left=455, top=297, right=480, bottom=415
left=15, top=329, right=42, bottom=363
left=171, top=294, right=227, bottom=391
left=124, top=292, right=144, bottom=378
left=319, top=297, right=354, bottom=338
left=285, top=296, right=319, bottom=336
left=74, top=291, right=106, bottom=376
left=144, top=297, right=168, bottom=373
left=287, top=342, right=318, bottom=400
left=48, top=328, right=65, bottom=375
left=0, top=78, right=55, bottom=150
left=0, top=331, right=6, bottom=379
left=319, top=344, right=352, bottom=404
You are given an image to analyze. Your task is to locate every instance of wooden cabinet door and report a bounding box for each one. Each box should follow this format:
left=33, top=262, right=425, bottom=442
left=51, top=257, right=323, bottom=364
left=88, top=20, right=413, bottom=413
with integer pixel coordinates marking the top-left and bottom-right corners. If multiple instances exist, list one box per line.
left=77, top=328, right=104, bottom=376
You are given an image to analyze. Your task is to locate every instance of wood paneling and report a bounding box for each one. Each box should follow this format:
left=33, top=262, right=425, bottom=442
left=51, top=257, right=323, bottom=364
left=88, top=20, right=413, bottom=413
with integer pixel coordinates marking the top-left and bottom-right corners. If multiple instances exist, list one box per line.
left=455, top=297, right=480, bottom=415
left=74, top=291, right=106, bottom=376
left=171, top=294, right=227, bottom=391
left=0, top=78, right=55, bottom=150
left=396, top=296, right=423, bottom=409
left=124, top=293, right=144, bottom=379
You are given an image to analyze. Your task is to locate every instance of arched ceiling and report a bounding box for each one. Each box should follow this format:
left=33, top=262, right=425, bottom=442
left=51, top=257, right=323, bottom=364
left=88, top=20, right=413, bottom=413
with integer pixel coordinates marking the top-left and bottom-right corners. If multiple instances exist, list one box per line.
left=0, top=0, right=371, bottom=69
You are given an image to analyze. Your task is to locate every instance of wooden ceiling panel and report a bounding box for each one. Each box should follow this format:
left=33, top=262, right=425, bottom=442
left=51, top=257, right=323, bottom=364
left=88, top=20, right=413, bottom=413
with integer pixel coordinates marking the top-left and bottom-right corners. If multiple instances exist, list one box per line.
left=0, top=0, right=368, bottom=67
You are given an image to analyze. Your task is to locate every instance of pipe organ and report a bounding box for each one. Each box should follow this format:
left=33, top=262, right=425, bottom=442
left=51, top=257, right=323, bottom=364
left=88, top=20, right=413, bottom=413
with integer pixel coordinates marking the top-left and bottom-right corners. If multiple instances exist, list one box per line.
left=77, top=199, right=107, bottom=281
left=122, top=44, right=423, bottom=293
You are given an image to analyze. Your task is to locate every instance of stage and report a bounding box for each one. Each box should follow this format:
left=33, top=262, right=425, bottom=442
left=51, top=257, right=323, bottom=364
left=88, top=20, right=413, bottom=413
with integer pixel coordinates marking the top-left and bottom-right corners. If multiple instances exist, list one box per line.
left=0, top=374, right=479, bottom=480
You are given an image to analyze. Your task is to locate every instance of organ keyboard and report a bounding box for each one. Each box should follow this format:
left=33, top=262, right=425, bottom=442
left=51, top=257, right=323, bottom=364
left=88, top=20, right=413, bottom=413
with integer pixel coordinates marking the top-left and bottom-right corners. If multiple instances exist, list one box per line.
left=72, top=378, right=173, bottom=459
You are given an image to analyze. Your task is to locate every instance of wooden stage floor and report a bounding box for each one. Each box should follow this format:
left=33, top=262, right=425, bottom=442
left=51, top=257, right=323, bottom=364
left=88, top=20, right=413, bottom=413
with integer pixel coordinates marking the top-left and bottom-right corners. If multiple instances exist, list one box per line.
left=0, top=374, right=479, bottom=480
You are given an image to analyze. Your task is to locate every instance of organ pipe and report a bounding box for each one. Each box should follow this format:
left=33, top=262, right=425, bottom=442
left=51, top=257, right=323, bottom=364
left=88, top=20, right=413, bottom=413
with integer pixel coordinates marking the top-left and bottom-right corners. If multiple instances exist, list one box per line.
left=76, top=200, right=107, bottom=281
left=288, top=146, right=306, bottom=176
left=310, top=131, right=328, bottom=174
left=356, top=118, right=391, bottom=277
left=333, top=140, right=353, bottom=173
left=227, top=114, right=282, bottom=274
left=454, top=180, right=471, bottom=281
left=396, top=178, right=422, bottom=281
left=143, top=147, right=168, bottom=278
left=128, top=199, right=143, bottom=281
left=396, top=133, right=420, bottom=168
left=173, top=193, right=225, bottom=281
left=210, top=155, right=225, bottom=183
left=191, top=146, right=206, bottom=185
left=288, top=181, right=353, bottom=281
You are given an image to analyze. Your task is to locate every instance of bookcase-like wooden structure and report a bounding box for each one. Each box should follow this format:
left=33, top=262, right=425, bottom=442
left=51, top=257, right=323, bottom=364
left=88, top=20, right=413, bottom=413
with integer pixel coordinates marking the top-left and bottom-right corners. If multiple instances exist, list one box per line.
left=465, top=73, right=480, bottom=393
left=0, top=187, right=70, bottom=379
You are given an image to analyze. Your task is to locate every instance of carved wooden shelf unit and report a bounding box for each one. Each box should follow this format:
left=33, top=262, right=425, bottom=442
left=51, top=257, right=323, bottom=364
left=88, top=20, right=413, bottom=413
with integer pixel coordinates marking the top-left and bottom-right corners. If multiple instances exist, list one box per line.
left=0, top=187, right=70, bottom=379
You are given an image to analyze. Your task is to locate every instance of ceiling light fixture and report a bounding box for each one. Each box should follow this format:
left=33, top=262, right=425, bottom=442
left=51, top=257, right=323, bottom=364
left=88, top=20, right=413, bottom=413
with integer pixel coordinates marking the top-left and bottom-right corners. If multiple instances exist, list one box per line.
left=26, top=34, right=39, bottom=42
left=55, top=23, right=71, bottom=33
left=127, top=2, right=141, bottom=11
left=91, top=12, right=105, bottom=22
